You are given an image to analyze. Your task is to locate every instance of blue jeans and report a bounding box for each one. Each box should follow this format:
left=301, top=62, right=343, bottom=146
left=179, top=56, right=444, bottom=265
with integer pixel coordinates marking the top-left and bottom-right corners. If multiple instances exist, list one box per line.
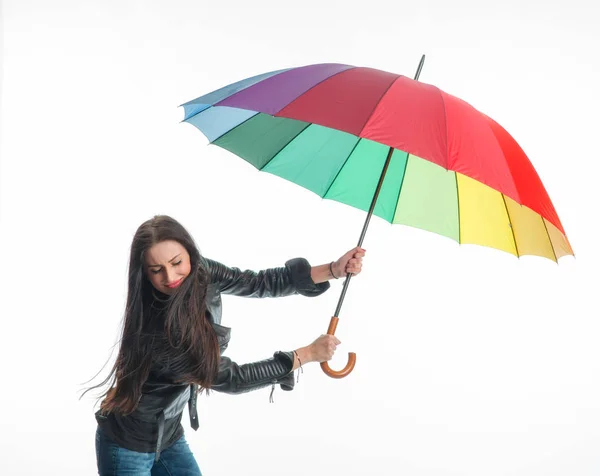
left=95, top=426, right=202, bottom=476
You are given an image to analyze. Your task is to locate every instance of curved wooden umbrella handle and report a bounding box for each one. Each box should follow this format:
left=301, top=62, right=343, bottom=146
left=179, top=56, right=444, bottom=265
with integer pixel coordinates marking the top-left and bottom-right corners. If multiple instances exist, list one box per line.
left=320, top=316, right=357, bottom=379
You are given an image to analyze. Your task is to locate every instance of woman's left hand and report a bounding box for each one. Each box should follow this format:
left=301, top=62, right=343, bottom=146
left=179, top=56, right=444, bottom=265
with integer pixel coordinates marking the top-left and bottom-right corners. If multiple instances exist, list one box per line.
left=332, top=246, right=366, bottom=279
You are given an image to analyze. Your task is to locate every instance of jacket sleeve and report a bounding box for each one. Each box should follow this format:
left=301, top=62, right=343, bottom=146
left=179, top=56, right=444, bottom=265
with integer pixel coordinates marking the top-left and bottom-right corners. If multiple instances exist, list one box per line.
left=211, top=351, right=296, bottom=395
left=203, top=256, right=330, bottom=298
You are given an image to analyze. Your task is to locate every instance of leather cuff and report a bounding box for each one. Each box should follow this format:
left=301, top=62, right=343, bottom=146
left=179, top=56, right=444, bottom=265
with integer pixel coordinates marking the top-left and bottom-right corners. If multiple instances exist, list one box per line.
left=285, top=257, right=330, bottom=297
left=273, top=351, right=295, bottom=391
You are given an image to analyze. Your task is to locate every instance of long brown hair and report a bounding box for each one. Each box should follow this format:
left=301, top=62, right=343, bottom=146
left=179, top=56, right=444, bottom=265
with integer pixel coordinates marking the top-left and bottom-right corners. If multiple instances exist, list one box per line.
left=85, top=215, right=220, bottom=415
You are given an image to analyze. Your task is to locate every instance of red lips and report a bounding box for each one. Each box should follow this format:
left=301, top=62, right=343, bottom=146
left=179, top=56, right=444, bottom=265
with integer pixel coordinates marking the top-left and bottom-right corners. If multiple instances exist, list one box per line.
left=166, top=278, right=183, bottom=289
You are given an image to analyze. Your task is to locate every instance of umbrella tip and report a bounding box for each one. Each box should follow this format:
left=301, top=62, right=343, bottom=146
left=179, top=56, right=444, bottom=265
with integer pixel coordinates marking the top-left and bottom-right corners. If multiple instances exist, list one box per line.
left=414, top=55, right=426, bottom=81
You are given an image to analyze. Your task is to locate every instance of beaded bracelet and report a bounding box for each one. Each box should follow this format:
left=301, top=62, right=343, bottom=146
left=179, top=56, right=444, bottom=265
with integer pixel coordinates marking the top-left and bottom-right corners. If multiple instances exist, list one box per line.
left=293, top=349, right=302, bottom=367
left=293, top=350, right=304, bottom=383
left=329, top=261, right=339, bottom=279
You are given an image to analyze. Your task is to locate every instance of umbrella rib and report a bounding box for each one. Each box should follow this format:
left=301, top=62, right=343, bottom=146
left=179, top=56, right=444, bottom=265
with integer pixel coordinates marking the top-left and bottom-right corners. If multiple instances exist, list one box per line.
left=321, top=136, right=362, bottom=199
left=541, top=216, right=559, bottom=262
left=273, top=66, right=357, bottom=116
left=501, top=194, right=520, bottom=258
left=208, top=109, right=261, bottom=145
left=257, top=122, right=312, bottom=171
left=356, top=75, right=403, bottom=137
left=389, top=151, right=410, bottom=224
left=181, top=67, right=290, bottom=112
left=482, top=118, right=522, bottom=204
left=437, top=87, right=450, bottom=170
left=454, top=171, right=461, bottom=244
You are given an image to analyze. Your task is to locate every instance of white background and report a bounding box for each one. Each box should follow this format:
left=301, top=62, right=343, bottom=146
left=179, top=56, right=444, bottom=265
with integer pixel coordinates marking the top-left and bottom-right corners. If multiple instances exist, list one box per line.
left=1, top=1, right=599, bottom=475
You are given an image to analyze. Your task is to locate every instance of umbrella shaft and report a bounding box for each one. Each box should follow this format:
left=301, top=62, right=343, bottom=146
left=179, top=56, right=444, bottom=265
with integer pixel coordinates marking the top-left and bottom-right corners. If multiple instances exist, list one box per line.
left=357, top=146, right=394, bottom=248
left=334, top=54, right=426, bottom=318
left=334, top=146, right=395, bottom=317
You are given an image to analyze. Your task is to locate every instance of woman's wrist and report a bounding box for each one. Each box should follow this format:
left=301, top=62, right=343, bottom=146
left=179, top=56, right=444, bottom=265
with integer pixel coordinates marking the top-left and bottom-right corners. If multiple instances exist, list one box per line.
left=292, top=345, right=314, bottom=370
left=310, top=261, right=342, bottom=283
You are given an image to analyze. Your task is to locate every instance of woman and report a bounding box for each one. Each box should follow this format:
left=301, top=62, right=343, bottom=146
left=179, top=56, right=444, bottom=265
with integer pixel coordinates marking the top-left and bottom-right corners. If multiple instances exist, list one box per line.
left=90, top=215, right=365, bottom=475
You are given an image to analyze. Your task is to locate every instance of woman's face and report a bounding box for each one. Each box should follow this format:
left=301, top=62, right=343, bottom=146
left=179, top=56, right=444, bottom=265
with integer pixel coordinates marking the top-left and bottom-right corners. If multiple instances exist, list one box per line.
left=144, top=240, right=192, bottom=295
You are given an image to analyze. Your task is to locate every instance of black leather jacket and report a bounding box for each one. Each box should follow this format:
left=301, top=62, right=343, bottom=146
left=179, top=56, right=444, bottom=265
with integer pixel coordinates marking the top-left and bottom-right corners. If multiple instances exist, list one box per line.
left=203, top=255, right=329, bottom=396
left=96, top=256, right=329, bottom=459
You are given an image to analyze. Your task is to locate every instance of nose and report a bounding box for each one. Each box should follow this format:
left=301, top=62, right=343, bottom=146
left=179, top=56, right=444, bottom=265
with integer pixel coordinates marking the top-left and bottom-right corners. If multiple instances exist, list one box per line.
left=164, top=268, right=178, bottom=284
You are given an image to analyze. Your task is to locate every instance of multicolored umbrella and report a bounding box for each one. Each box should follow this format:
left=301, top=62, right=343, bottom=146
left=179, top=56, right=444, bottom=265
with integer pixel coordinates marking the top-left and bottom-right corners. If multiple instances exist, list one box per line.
left=181, top=56, right=573, bottom=378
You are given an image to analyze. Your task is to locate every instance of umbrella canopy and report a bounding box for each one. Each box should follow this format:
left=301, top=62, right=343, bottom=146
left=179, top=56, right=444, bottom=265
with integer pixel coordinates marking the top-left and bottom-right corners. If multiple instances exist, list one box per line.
left=182, top=62, right=572, bottom=262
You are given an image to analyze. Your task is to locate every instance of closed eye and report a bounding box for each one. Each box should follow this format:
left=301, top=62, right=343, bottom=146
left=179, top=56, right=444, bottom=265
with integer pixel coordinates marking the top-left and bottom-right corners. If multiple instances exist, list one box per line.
left=148, top=258, right=182, bottom=274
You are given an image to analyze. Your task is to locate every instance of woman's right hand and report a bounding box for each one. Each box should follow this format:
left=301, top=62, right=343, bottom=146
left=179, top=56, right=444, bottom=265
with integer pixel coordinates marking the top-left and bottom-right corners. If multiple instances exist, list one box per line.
left=310, top=334, right=341, bottom=362
left=293, top=334, right=341, bottom=369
